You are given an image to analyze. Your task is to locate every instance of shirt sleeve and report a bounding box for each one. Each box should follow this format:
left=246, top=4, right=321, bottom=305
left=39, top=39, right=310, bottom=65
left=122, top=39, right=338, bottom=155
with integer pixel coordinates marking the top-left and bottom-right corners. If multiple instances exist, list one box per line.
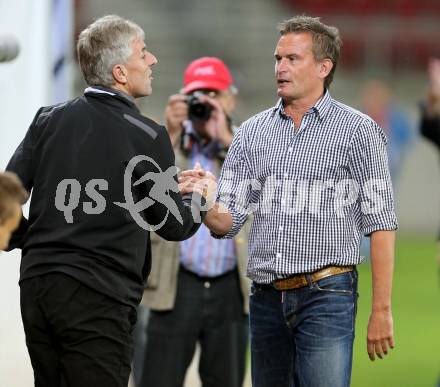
left=212, top=125, right=252, bottom=239
left=349, top=118, right=399, bottom=235
left=4, top=108, right=42, bottom=249
left=6, top=108, right=42, bottom=192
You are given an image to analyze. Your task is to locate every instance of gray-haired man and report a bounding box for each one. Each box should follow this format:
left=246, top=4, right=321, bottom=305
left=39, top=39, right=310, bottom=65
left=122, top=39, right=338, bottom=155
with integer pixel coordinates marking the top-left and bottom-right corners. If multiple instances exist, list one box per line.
left=6, top=15, right=205, bottom=387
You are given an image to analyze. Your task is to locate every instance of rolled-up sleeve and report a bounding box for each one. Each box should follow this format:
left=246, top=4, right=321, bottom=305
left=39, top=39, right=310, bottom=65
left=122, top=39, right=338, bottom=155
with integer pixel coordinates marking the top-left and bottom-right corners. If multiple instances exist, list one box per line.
left=349, top=119, right=399, bottom=235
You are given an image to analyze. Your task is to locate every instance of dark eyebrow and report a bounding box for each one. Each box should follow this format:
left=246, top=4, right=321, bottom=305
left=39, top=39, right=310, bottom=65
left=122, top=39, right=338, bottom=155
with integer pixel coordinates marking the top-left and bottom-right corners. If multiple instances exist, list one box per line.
left=274, top=53, right=300, bottom=59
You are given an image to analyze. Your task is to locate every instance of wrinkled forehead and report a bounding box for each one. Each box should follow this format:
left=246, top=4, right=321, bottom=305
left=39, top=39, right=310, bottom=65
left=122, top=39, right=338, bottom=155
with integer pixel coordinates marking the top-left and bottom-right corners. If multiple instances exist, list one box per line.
left=275, top=32, right=314, bottom=53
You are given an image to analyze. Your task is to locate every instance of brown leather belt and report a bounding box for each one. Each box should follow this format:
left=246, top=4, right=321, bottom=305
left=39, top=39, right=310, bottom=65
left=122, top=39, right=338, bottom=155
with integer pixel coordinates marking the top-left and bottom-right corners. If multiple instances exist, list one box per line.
left=272, top=265, right=354, bottom=291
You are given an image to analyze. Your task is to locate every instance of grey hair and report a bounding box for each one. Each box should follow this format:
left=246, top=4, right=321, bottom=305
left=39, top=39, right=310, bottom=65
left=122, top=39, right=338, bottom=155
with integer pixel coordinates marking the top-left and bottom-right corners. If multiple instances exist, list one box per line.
left=278, top=15, right=342, bottom=89
left=77, top=15, right=145, bottom=87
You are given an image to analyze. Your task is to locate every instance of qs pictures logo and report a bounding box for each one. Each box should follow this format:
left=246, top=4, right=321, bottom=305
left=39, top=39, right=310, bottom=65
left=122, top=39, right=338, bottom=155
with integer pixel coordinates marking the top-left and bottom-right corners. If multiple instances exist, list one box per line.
left=54, top=155, right=184, bottom=231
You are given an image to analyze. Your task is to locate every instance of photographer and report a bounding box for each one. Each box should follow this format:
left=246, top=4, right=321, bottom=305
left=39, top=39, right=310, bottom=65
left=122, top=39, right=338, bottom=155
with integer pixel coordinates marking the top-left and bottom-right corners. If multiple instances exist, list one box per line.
left=166, top=59, right=235, bottom=152
left=139, top=57, right=250, bottom=387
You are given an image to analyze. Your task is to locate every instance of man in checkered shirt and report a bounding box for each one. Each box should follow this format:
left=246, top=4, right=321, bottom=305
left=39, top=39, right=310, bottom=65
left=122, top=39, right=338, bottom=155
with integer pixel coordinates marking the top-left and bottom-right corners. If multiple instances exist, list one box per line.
left=181, top=15, right=398, bottom=387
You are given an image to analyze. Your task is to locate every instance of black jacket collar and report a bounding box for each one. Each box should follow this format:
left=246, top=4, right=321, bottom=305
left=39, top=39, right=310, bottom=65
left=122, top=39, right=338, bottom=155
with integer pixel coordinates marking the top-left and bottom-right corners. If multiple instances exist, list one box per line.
left=84, top=86, right=139, bottom=111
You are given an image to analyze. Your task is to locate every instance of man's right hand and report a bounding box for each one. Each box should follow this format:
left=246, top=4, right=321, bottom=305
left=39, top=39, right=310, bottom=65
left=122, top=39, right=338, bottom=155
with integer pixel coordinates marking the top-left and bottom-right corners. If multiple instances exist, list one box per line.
left=178, top=163, right=217, bottom=205
left=179, top=165, right=233, bottom=236
left=165, top=94, right=188, bottom=147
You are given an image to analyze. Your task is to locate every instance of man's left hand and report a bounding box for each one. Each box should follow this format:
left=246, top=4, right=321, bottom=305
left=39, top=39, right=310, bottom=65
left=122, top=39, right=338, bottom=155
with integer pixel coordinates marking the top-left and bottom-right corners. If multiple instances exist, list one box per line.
left=367, top=309, right=395, bottom=361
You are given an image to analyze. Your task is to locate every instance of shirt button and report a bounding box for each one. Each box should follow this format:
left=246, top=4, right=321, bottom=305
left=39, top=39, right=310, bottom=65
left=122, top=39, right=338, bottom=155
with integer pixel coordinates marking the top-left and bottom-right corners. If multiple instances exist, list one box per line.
left=288, top=147, right=293, bottom=153
left=204, top=281, right=211, bottom=289
left=284, top=173, right=289, bottom=179
left=279, top=226, right=284, bottom=231
left=276, top=253, right=282, bottom=259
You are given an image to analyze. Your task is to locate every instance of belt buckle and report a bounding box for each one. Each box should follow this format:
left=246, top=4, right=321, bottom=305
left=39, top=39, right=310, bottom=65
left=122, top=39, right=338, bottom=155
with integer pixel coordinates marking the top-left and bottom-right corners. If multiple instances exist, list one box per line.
left=273, top=274, right=307, bottom=291
left=311, top=265, right=353, bottom=283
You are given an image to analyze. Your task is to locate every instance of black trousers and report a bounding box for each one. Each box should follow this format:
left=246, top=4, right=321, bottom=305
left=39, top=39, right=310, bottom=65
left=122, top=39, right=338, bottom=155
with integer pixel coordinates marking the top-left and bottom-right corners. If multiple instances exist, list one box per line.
left=141, top=267, right=249, bottom=387
left=20, top=272, right=137, bottom=387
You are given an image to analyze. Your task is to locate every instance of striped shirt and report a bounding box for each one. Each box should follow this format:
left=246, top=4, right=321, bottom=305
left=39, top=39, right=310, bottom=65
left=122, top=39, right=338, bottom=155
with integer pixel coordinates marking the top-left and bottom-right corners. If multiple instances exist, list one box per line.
left=214, top=90, right=398, bottom=284
left=180, top=125, right=236, bottom=277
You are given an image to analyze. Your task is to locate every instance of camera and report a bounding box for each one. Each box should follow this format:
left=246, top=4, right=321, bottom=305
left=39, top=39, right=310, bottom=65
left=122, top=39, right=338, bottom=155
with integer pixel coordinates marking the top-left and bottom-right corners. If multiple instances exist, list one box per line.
left=186, top=93, right=213, bottom=122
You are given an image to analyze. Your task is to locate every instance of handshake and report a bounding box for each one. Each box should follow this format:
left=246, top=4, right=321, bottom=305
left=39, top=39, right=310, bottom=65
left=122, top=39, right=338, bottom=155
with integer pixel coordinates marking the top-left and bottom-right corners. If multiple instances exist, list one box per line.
left=178, top=162, right=217, bottom=208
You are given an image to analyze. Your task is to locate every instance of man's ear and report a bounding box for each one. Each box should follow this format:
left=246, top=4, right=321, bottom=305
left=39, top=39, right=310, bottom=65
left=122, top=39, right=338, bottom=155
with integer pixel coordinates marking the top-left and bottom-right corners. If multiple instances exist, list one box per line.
left=112, top=64, right=127, bottom=84
left=319, top=59, right=333, bottom=80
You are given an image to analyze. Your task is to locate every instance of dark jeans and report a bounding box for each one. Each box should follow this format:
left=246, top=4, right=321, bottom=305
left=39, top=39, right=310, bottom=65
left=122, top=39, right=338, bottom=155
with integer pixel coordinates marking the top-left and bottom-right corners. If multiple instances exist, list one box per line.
left=250, top=270, right=358, bottom=387
left=140, top=267, right=248, bottom=387
left=20, top=272, right=137, bottom=387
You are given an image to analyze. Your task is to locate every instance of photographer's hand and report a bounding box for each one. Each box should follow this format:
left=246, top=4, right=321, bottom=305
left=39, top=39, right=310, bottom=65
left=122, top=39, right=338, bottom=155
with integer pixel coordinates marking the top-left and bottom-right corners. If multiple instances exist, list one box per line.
left=165, top=94, right=188, bottom=147
left=197, top=95, right=233, bottom=147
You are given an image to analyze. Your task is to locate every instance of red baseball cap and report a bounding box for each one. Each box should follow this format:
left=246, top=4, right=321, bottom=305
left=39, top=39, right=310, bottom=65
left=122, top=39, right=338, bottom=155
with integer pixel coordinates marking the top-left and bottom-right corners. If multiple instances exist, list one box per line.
left=183, top=57, right=234, bottom=94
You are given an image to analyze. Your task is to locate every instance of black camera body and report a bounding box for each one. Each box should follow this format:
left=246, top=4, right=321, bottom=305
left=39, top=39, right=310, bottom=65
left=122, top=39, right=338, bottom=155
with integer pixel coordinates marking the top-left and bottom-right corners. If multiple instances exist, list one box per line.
left=186, top=94, right=213, bottom=122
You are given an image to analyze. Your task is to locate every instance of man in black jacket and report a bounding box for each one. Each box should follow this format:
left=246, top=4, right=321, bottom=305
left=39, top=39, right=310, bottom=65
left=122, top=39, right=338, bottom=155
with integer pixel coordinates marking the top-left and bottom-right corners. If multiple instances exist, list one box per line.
left=5, top=15, right=208, bottom=387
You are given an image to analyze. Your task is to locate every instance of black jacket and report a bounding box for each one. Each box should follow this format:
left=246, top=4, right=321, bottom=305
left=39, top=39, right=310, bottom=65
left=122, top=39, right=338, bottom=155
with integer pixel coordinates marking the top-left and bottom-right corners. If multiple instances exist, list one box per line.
left=7, top=87, right=204, bottom=307
left=420, top=108, right=440, bottom=150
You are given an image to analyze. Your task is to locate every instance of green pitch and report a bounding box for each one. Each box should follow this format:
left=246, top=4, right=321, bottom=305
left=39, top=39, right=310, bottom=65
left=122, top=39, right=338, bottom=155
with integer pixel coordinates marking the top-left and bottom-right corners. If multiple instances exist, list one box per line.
left=352, top=236, right=440, bottom=387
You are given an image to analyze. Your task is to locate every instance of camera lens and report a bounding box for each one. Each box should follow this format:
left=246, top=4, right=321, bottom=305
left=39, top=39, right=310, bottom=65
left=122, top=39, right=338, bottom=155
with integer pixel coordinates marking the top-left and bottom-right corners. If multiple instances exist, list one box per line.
left=187, top=96, right=213, bottom=122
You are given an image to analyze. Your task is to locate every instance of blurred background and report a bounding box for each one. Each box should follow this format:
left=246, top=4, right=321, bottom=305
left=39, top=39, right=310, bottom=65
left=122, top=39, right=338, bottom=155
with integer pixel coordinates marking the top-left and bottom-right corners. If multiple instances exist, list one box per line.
left=0, top=0, right=439, bottom=386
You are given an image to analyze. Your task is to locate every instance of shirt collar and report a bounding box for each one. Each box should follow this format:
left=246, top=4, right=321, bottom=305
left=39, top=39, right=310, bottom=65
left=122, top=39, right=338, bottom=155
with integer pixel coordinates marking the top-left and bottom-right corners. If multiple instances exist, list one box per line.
left=314, top=89, right=332, bottom=121
left=271, top=89, right=333, bottom=122
left=84, top=86, right=136, bottom=105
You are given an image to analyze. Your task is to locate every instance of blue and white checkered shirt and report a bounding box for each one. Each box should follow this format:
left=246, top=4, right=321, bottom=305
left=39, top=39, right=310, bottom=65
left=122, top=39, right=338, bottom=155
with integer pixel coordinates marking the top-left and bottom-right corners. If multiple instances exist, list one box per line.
left=213, top=90, right=398, bottom=284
